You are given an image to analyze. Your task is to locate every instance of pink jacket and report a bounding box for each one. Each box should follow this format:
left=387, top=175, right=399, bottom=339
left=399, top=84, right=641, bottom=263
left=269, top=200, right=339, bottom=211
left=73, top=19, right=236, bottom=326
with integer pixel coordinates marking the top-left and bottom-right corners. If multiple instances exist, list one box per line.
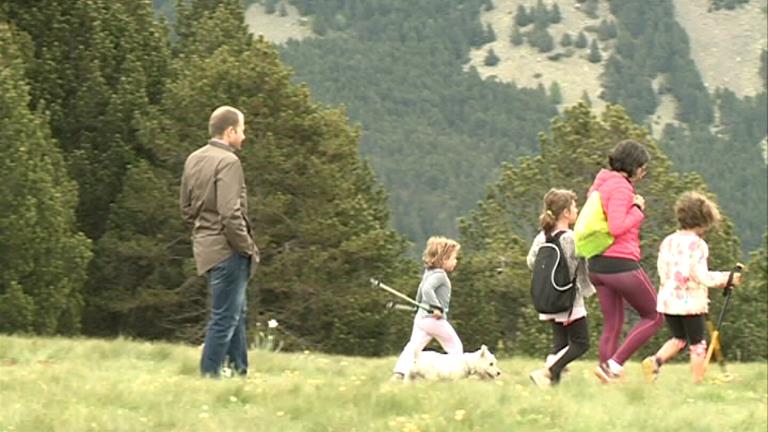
left=588, top=169, right=645, bottom=261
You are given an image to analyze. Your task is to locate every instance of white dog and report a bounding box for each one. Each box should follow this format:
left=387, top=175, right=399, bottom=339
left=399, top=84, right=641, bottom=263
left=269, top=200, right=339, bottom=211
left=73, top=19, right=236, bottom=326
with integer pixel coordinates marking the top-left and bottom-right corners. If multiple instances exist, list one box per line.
left=405, top=345, right=502, bottom=382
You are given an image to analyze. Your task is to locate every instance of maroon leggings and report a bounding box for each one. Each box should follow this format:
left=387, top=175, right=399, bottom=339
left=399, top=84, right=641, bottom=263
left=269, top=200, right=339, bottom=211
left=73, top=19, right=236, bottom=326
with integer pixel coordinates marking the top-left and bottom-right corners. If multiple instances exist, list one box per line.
left=589, top=269, right=664, bottom=365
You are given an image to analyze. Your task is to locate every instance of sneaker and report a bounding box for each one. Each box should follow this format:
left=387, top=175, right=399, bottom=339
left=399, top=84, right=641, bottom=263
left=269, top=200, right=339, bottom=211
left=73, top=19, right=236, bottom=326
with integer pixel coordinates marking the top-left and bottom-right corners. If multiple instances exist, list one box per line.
left=641, top=356, right=660, bottom=383
left=593, top=362, right=622, bottom=384
left=529, top=368, right=552, bottom=389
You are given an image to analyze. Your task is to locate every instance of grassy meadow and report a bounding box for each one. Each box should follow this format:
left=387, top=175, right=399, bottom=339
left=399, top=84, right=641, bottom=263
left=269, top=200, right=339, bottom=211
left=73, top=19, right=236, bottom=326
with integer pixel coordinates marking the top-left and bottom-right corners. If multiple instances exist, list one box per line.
left=0, top=335, right=766, bottom=432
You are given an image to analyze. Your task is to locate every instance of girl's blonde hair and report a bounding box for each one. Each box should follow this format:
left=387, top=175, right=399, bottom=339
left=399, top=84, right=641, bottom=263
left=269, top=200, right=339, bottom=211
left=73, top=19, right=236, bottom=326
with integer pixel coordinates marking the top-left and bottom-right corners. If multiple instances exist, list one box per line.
left=422, top=236, right=460, bottom=270
left=538, top=188, right=578, bottom=234
left=675, top=191, right=721, bottom=230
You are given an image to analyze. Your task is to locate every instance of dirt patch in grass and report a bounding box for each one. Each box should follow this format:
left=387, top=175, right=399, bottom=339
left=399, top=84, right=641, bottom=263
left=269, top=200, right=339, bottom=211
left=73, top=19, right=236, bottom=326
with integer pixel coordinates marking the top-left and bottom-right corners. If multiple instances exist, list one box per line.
left=673, top=0, right=767, bottom=97
left=245, top=2, right=314, bottom=45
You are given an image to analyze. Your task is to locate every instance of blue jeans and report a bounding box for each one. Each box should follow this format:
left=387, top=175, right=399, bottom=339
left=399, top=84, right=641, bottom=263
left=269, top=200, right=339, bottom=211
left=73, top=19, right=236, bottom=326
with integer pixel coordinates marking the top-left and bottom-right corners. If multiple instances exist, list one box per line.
left=200, top=253, right=250, bottom=377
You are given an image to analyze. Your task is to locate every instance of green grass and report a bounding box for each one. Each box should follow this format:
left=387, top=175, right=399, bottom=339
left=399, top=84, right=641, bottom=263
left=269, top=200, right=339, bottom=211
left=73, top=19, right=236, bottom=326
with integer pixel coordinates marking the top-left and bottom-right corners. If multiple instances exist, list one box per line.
left=0, top=335, right=766, bottom=432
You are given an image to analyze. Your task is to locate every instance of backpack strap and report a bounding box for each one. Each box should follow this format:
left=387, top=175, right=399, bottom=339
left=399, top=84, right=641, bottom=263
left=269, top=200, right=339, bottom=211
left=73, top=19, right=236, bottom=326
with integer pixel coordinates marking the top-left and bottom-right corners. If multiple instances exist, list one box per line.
left=545, top=230, right=567, bottom=242
left=548, top=230, right=578, bottom=320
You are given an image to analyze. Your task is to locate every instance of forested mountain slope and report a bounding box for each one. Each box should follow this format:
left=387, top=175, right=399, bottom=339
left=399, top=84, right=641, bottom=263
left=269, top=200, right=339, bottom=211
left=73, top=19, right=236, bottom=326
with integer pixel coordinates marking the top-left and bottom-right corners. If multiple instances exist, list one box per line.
left=276, top=0, right=558, bottom=247
left=163, top=0, right=767, bottom=252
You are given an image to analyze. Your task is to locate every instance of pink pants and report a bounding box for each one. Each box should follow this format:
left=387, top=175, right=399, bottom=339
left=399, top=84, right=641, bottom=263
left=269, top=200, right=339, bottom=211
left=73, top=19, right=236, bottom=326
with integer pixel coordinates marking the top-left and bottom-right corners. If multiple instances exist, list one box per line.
left=393, top=317, right=463, bottom=375
left=590, top=269, right=664, bottom=365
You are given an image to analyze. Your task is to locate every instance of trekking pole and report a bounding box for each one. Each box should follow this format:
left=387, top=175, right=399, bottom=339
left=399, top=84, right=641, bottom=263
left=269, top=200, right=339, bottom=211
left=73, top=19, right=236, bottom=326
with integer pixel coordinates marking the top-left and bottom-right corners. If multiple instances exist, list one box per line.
left=384, top=301, right=418, bottom=312
left=370, top=278, right=437, bottom=314
left=704, top=263, right=743, bottom=376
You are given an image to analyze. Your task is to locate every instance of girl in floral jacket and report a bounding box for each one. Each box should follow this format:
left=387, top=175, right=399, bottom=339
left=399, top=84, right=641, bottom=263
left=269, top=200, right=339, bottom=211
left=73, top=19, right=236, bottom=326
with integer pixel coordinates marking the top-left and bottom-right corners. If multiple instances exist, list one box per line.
left=642, top=192, right=741, bottom=383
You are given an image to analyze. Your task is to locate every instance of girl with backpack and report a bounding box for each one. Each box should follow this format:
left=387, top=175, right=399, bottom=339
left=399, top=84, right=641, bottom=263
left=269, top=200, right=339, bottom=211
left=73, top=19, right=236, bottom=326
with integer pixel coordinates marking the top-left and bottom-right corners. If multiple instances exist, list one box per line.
left=527, top=189, right=595, bottom=387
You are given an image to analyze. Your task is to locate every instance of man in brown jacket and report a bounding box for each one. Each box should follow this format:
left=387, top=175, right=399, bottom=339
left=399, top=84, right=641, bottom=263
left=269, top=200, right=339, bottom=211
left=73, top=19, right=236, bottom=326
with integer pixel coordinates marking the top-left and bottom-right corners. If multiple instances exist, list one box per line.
left=180, top=105, right=259, bottom=378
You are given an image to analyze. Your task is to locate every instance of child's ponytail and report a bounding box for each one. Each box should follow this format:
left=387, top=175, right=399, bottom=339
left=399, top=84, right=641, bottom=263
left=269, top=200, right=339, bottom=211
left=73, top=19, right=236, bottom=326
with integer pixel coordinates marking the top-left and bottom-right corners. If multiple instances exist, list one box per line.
left=538, top=188, right=578, bottom=234
left=538, top=208, right=558, bottom=234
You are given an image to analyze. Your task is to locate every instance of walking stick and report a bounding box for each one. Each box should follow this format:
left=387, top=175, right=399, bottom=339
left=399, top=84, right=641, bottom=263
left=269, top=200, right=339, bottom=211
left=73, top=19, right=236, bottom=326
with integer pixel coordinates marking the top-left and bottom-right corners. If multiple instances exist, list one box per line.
left=384, top=301, right=418, bottom=312
left=704, top=263, right=743, bottom=380
left=370, top=278, right=439, bottom=314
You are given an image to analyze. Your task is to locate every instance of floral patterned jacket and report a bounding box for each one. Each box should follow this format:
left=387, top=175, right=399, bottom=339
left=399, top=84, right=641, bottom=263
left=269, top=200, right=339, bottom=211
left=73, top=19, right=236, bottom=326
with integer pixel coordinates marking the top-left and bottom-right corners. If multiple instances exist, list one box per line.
left=656, top=231, right=729, bottom=315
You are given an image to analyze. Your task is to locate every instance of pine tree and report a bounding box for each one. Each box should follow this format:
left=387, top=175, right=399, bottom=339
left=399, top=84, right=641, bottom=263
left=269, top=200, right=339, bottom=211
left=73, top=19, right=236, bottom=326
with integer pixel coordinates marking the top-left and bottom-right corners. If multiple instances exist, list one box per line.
left=484, top=48, right=500, bottom=66
left=175, top=0, right=251, bottom=58
left=581, top=0, right=599, bottom=18
left=265, top=0, right=278, bottom=14
left=510, top=26, right=524, bottom=46
left=548, top=81, right=563, bottom=104
left=549, top=3, right=562, bottom=24
left=616, top=29, right=635, bottom=59
left=598, top=19, right=618, bottom=41
left=588, top=38, right=602, bottom=63
left=575, top=31, right=588, bottom=48
left=83, top=160, right=193, bottom=339
left=534, top=0, right=549, bottom=25
left=529, top=28, right=554, bottom=53
left=4, top=0, right=171, bottom=241
left=560, top=32, right=572, bottom=47
left=0, top=24, right=92, bottom=334
left=485, top=23, right=496, bottom=43
left=539, top=29, right=555, bottom=53
left=91, top=3, right=412, bottom=352
left=515, top=5, right=531, bottom=27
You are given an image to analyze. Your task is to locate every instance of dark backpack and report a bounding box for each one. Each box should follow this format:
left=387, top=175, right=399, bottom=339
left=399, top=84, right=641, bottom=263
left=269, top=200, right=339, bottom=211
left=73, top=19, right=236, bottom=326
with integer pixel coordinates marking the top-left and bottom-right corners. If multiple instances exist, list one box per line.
left=530, top=231, right=577, bottom=314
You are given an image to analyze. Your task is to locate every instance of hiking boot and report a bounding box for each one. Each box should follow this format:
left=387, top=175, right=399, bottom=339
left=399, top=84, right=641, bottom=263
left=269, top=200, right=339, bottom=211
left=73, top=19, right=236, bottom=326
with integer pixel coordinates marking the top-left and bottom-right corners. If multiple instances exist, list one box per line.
left=529, top=368, right=552, bottom=389
left=641, top=356, right=660, bottom=383
left=593, top=362, right=623, bottom=384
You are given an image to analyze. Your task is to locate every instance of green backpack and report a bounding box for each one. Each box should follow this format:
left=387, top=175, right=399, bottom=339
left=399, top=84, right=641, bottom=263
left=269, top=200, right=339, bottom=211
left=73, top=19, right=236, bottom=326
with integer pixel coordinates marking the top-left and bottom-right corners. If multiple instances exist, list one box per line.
left=574, top=191, right=614, bottom=258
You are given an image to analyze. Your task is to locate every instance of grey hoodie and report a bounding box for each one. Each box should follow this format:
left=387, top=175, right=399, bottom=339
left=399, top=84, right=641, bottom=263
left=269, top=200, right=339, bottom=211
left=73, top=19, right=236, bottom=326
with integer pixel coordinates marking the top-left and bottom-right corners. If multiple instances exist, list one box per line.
left=414, top=268, right=451, bottom=319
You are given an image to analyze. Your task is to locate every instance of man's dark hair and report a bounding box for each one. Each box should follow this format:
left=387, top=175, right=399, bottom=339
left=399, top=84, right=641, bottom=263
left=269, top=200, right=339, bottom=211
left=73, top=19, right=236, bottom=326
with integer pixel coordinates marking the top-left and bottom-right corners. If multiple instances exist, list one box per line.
left=208, top=107, right=242, bottom=138
left=608, top=139, right=650, bottom=177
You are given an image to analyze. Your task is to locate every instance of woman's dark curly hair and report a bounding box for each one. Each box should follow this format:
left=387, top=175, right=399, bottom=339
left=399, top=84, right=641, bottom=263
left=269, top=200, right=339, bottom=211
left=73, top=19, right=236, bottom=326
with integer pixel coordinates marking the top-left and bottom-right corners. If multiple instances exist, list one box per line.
left=608, top=139, right=650, bottom=177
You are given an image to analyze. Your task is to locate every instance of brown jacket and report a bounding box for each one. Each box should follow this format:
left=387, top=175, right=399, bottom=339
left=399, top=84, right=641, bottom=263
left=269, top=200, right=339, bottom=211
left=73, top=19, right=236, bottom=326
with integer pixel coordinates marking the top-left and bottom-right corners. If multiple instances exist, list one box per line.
left=180, top=140, right=259, bottom=276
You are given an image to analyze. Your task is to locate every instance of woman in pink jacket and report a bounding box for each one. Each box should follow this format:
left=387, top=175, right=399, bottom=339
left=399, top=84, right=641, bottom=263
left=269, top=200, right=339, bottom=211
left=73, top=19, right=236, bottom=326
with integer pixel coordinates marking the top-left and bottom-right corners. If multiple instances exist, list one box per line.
left=588, top=140, right=664, bottom=383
